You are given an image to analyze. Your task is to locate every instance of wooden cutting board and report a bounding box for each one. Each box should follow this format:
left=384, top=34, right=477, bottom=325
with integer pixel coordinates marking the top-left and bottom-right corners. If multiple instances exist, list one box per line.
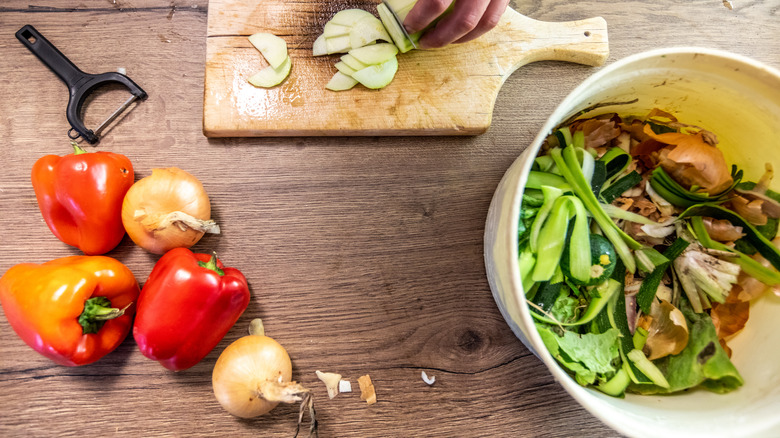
left=203, top=0, right=608, bottom=137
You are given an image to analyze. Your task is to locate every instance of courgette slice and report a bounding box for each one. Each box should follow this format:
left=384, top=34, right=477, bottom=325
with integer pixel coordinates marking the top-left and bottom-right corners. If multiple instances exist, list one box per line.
left=530, top=279, right=620, bottom=327
left=596, top=367, right=631, bottom=397
left=628, top=349, right=670, bottom=389
left=561, top=234, right=617, bottom=286
left=680, top=204, right=780, bottom=270
left=649, top=166, right=742, bottom=208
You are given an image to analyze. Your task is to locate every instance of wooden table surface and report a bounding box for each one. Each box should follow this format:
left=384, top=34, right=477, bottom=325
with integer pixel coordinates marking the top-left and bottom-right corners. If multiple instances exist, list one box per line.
left=0, top=1, right=778, bottom=437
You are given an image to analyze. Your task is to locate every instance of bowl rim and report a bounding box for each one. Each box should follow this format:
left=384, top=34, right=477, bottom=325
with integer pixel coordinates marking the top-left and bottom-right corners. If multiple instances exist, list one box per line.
left=503, top=46, right=780, bottom=437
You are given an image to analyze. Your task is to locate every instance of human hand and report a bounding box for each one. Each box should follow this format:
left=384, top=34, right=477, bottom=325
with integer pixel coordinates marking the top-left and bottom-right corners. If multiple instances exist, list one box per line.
left=403, top=0, right=510, bottom=49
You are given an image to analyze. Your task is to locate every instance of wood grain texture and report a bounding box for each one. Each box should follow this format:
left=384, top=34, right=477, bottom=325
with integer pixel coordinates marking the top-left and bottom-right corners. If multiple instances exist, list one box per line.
left=203, top=0, right=608, bottom=137
left=0, top=0, right=778, bottom=437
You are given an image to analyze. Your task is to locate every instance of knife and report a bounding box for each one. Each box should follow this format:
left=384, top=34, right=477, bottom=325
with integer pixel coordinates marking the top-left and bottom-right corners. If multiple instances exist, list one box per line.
left=381, top=0, right=418, bottom=50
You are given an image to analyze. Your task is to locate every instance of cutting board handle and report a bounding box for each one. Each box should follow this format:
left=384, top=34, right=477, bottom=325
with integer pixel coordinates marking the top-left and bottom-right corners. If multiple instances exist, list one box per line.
left=498, top=9, right=609, bottom=74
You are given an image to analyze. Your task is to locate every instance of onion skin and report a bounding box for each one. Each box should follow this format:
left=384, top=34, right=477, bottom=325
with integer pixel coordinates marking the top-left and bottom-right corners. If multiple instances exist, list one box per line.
left=640, top=299, right=689, bottom=360
left=212, top=334, right=293, bottom=418
left=121, top=168, right=214, bottom=254
left=643, top=124, right=733, bottom=194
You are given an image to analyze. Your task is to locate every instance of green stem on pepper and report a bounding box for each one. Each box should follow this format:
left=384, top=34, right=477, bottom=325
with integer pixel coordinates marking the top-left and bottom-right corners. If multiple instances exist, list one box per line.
left=199, top=253, right=225, bottom=276
left=78, top=296, right=128, bottom=334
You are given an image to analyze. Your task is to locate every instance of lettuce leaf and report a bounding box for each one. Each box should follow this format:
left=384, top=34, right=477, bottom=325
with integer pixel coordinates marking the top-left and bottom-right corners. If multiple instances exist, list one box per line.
left=550, top=290, right=580, bottom=324
left=537, top=324, right=620, bottom=386
left=629, top=302, right=743, bottom=394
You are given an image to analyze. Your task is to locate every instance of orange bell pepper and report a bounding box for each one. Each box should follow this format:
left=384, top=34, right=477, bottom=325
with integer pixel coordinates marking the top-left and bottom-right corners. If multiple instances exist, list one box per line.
left=0, top=256, right=139, bottom=366
left=31, top=142, right=134, bottom=255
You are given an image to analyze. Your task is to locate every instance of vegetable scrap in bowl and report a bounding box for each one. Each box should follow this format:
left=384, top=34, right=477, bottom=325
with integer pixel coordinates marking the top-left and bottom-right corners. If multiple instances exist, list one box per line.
left=521, top=108, right=780, bottom=397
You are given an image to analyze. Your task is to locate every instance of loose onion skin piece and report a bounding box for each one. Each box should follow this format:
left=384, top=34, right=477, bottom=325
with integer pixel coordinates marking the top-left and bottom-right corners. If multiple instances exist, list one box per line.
left=121, top=167, right=219, bottom=254
left=212, top=319, right=316, bottom=436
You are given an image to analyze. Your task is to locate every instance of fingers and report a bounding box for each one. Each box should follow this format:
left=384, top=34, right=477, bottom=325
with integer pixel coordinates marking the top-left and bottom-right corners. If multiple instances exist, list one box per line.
left=417, top=0, right=491, bottom=49
left=403, top=0, right=511, bottom=49
left=453, top=0, right=510, bottom=44
left=403, top=0, right=456, bottom=34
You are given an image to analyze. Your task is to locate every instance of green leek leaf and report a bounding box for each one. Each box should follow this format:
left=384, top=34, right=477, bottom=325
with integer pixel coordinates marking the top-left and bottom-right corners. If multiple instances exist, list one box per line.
left=679, top=204, right=780, bottom=271
left=636, top=237, right=689, bottom=313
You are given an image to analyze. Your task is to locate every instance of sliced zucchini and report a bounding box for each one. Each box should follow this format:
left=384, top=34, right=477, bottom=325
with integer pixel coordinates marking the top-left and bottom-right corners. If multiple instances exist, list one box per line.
left=561, top=234, right=617, bottom=286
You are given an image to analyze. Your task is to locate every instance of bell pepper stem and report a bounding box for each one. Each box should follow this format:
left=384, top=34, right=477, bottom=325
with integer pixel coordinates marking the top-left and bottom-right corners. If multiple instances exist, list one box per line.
left=199, top=252, right=226, bottom=276
left=78, top=296, right=129, bottom=334
left=71, top=141, right=88, bottom=155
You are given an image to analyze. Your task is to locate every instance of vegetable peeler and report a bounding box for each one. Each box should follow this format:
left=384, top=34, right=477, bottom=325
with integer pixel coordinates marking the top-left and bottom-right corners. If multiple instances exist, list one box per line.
left=15, top=24, right=147, bottom=144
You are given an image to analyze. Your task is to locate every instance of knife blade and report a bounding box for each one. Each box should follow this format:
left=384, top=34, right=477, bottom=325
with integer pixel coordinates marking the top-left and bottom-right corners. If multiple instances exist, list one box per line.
left=381, top=0, right=418, bottom=50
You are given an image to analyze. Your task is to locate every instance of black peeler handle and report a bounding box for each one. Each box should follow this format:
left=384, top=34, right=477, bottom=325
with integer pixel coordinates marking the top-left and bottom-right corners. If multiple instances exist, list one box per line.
left=16, top=24, right=147, bottom=144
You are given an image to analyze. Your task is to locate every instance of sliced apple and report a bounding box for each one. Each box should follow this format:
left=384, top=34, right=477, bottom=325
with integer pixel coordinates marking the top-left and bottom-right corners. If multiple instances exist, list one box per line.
left=386, top=0, right=417, bottom=12
left=340, top=54, right=368, bottom=71
left=325, top=35, right=352, bottom=54
left=326, top=71, right=359, bottom=91
left=376, top=3, right=417, bottom=54
left=312, top=34, right=327, bottom=56
left=329, top=9, right=377, bottom=27
left=248, top=33, right=288, bottom=69
left=348, top=43, right=398, bottom=65
left=351, top=56, right=398, bottom=89
left=395, top=2, right=415, bottom=21
left=349, top=15, right=392, bottom=49
left=334, top=61, right=357, bottom=76
left=248, top=55, right=291, bottom=88
left=323, top=21, right=351, bottom=39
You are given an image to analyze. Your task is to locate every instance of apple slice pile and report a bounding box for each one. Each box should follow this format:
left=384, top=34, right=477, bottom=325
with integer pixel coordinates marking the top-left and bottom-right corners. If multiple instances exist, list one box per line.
left=313, top=0, right=421, bottom=91
left=313, top=9, right=393, bottom=56
left=325, top=43, right=399, bottom=91
left=247, top=33, right=291, bottom=88
left=246, top=1, right=442, bottom=91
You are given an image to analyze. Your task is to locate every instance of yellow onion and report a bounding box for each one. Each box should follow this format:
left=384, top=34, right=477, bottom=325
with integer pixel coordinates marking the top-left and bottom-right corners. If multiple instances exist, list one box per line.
left=212, top=319, right=315, bottom=430
left=122, top=167, right=219, bottom=254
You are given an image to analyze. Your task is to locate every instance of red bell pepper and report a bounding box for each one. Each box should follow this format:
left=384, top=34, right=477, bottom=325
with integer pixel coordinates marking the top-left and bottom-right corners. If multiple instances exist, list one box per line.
left=133, top=248, right=250, bottom=371
left=0, top=256, right=140, bottom=366
left=31, top=142, right=134, bottom=255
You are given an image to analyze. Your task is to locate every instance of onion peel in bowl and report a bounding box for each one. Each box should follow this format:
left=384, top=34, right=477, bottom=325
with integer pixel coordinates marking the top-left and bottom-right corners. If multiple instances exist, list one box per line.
left=643, top=124, right=733, bottom=194
left=702, top=217, right=745, bottom=242
left=711, top=300, right=750, bottom=341
left=638, top=299, right=689, bottom=361
left=122, top=167, right=220, bottom=254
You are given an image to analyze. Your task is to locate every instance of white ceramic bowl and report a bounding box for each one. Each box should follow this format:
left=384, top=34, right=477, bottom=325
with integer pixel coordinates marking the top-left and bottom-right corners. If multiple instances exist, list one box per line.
left=484, top=47, right=780, bottom=438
